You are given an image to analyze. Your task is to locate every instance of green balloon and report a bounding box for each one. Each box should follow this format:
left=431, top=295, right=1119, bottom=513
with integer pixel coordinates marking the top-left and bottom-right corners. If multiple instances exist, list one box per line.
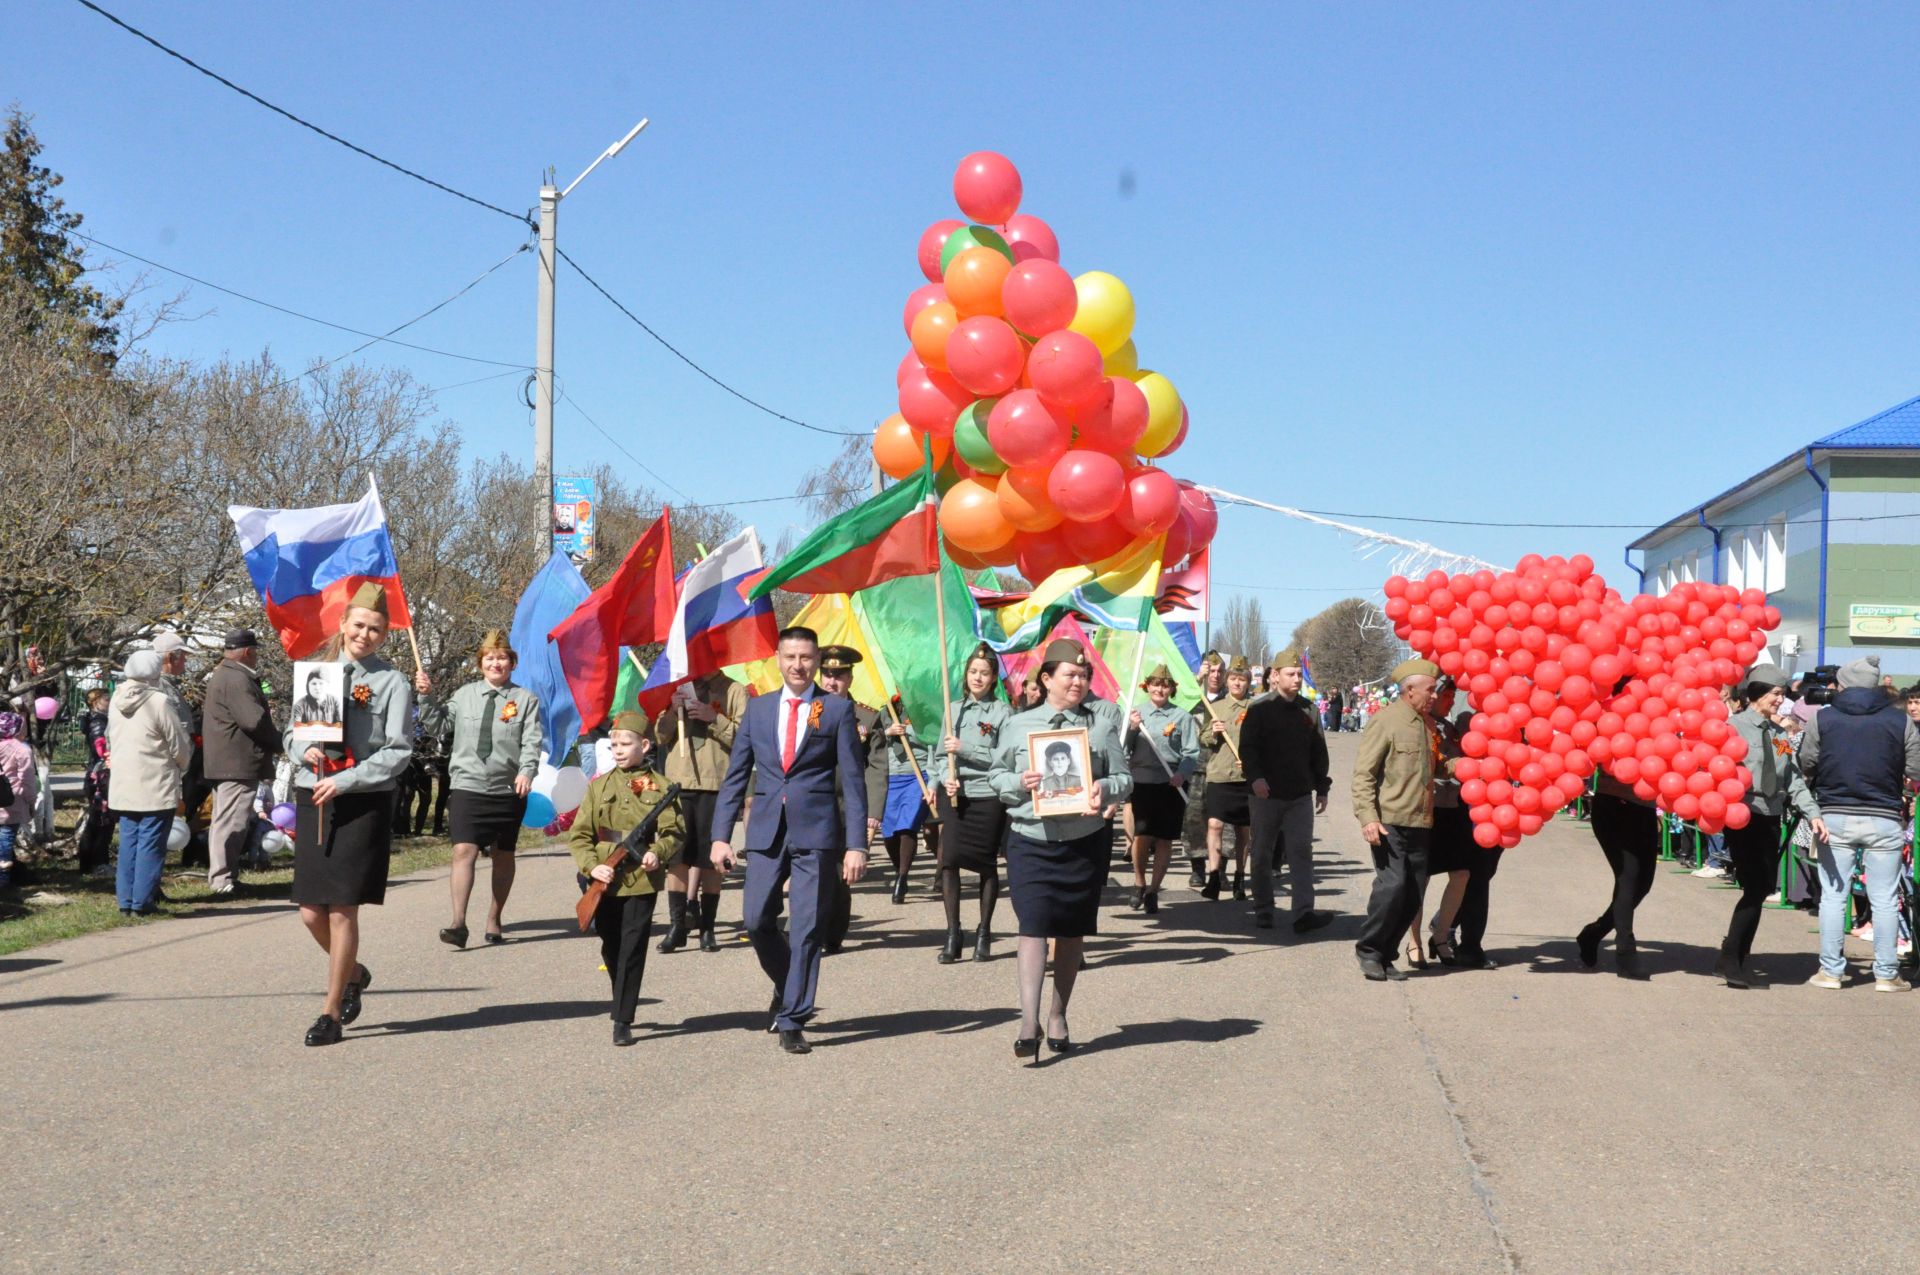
left=934, top=455, right=964, bottom=495
left=939, top=224, right=1014, bottom=274
left=953, top=399, right=1006, bottom=475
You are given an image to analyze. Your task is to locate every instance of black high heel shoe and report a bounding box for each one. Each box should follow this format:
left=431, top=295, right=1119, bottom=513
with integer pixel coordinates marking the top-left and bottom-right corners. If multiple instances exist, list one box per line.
left=1013, top=1034, right=1040, bottom=1059
left=1046, top=1026, right=1073, bottom=1054
left=439, top=924, right=468, bottom=949
left=936, top=926, right=964, bottom=964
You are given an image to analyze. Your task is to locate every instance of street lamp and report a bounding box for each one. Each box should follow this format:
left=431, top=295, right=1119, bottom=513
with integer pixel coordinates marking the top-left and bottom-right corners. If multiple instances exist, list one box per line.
left=534, top=117, right=650, bottom=541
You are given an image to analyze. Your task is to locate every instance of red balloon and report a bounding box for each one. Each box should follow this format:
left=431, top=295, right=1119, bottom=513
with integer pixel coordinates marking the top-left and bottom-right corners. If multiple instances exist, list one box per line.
left=1473, top=821, right=1503, bottom=848
left=987, top=390, right=1070, bottom=470
left=898, top=367, right=971, bottom=437
left=953, top=151, right=1022, bottom=225
left=1047, top=450, right=1126, bottom=522
left=902, top=282, right=947, bottom=336
left=1014, top=526, right=1073, bottom=582
left=1162, top=508, right=1195, bottom=567
left=945, top=316, right=1025, bottom=397
left=1001, top=259, right=1076, bottom=337
left=1027, top=330, right=1105, bottom=410
left=1117, top=467, right=1181, bottom=538
left=897, top=349, right=925, bottom=386
left=1002, top=214, right=1059, bottom=263
left=1153, top=403, right=1190, bottom=458
left=1177, top=483, right=1219, bottom=549
left=1074, top=376, right=1148, bottom=454
left=916, top=219, right=963, bottom=284
left=1062, top=516, right=1136, bottom=563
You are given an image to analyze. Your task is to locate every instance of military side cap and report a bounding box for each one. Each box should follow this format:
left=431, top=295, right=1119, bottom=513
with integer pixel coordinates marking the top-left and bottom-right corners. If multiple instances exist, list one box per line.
left=818, top=645, right=863, bottom=672
left=1391, top=658, right=1441, bottom=682
left=347, top=581, right=390, bottom=616
left=1041, top=637, right=1086, bottom=665
left=1227, top=654, right=1251, bottom=673
left=1200, top=649, right=1223, bottom=667
left=610, top=709, right=650, bottom=735
left=1268, top=647, right=1301, bottom=669
left=1140, top=662, right=1176, bottom=690
left=1744, top=663, right=1789, bottom=692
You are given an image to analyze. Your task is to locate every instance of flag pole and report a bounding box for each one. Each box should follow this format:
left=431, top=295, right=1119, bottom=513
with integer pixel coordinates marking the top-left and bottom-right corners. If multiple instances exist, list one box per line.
left=921, top=444, right=956, bottom=750
left=403, top=625, right=425, bottom=677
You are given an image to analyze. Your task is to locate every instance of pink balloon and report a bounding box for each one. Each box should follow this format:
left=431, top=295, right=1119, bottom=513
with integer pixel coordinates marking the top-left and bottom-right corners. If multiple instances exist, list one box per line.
left=898, top=367, right=971, bottom=437
left=953, top=151, right=1022, bottom=225
left=1178, top=483, right=1219, bottom=548
left=33, top=695, right=59, bottom=721
left=1027, top=330, right=1105, bottom=411
left=902, top=282, right=947, bottom=336
left=987, top=390, right=1070, bottom=470
left=1047, top=450, right=1126, bottom=522
left=1001, top=259, right=1077, bottom=337
left=1117, top=467, right=1180, bottom=538
left=916, top=219, right=964, bottom=284
left=1003, top=214, right=1059, bottom=263
left=944, top=316, right=1025, bottom=397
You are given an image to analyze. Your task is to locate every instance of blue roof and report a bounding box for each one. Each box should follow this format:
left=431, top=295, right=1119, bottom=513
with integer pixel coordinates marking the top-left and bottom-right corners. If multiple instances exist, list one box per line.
left=1630, top=392, right=1920, bottom=550
left=1812, top=393, right=1920, bottom=449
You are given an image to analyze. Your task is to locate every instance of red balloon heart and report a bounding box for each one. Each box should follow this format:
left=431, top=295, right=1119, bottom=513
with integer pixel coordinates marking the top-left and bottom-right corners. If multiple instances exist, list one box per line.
left=1390, top=558, right=1779, bottom=848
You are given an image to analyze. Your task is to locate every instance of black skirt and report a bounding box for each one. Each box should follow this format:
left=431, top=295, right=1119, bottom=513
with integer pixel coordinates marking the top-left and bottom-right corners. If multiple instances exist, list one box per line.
left=447, top=789, right=526, bottom=849
left=1006, top=827, right=1109, bottom=937
left=672, top=789, right=718, bottom=866
left=1205, top=780, right=1251, bottom=826
left=292, top=789, right=393, bottom=907
left=1428, top=804, right=1476, bottom=875
left=936, top=788, right=1007, bottom=875
left=1130, top=781, right=1186, bottom=840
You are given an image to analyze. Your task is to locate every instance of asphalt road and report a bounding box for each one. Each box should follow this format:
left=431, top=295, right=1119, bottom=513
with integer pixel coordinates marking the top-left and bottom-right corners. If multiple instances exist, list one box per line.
left=5, top=732, right=1918, bottom=1273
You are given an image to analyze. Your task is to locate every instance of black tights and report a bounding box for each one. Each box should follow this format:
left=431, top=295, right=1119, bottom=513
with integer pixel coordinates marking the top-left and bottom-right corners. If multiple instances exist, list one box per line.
left=1720, top=813, right=1782, bottom=966
left=939, top=867, right=999, bottom=932
left=1587, top=794, right=1659, bottom=949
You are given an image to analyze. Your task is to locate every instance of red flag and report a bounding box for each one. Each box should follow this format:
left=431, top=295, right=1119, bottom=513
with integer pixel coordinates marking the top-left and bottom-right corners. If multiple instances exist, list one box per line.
left=549, top=509, right=675, bottom=731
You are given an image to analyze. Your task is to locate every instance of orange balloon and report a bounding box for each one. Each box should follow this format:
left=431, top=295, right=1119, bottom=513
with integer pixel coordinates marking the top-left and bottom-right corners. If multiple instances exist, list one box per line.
left=943, top=247, right=1012, bottom=319
left=909, top=301, right=958, bottom=370
left=944, top=543, right=990, bottom=571
left=976, top=535, right=1021, bottom=568
left=938, top=476, right=1015, bottom=553
left=996, top=465, right=1062, bottom=532
left=873, top=413, right=948, bottom=480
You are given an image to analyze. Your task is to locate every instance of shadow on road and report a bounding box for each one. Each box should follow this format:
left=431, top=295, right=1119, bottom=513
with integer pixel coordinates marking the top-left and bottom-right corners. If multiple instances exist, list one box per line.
left=0, top=956, right=61, bottom=975
left=360, top=998, right=616, bottom=1036
left=1070, top=1015, right=1263, bottom=1057
left=0, top=993, right=116, bottom=1013
left=810, top=1005, right=1020, bottom=1046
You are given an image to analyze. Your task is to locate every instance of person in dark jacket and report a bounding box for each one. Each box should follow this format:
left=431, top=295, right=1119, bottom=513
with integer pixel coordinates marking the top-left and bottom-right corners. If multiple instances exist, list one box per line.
left=1798, top=655, right=1920, bottom=991
left=78, top=688, right=115, bottom=877
left=200, top=630, right=282, bottom=895
left=1239, top=648, right=1331, bottom=933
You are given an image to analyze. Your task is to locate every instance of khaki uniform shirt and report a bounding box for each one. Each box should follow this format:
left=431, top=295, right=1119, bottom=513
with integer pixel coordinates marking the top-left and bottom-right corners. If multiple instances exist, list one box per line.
left=1351, top=700, right=1443, bottom=830
left=567, top=767, right=686, bottom=897
left=1198, top=693, right=1252, bottom=783
left=653, top=676, right=749, bottom=791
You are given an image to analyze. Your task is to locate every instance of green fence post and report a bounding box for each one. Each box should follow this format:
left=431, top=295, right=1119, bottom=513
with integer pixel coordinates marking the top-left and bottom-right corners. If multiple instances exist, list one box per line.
left=1769, top=814, right=1800, bottom=910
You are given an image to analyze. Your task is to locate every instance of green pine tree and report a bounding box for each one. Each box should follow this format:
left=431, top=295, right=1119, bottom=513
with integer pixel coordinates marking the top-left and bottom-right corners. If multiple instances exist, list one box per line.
left=1, top=104, right=121, bottom=362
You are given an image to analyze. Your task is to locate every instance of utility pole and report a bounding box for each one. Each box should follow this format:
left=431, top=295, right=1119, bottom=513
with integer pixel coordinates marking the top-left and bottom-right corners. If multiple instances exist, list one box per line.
left=534, top=118, right=651, bottom=546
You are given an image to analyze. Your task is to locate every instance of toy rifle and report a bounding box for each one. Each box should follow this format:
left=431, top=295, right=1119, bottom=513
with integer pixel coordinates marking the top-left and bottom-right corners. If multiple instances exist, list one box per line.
left=574, top=783, right=684, bottom=933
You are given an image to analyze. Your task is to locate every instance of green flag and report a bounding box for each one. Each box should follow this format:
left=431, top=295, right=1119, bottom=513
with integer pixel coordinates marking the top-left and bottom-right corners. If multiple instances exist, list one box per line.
left=1091, top=613, right=1205, bottom=712
left=853, top=556, right=978, bottom=734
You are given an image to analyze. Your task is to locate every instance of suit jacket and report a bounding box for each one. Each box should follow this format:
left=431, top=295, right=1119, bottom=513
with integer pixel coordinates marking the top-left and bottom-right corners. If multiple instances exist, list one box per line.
left=713, top=688, right=868, bottom=852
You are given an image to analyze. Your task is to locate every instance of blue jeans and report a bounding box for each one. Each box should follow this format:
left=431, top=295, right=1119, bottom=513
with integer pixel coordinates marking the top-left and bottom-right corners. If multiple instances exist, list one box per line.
left=1817, top=814, right=1905, bottom=980
left=115, top=812, right=174, bottom=913
left=1704, top=833, right=1729, bottom=870
left=0, top=823, right=16, bottom=884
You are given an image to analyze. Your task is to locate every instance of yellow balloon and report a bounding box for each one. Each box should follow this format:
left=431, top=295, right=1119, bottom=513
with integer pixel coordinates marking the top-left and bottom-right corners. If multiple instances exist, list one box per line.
left=1102, top=339, right=1139, bottom=379
left=1067, top=271, right=1135, bottom=357
left=1134, top=370, right=1182, bottom=455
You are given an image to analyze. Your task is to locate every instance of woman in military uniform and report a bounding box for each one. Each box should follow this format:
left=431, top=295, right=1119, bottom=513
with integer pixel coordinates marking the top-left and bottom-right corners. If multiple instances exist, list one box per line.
left=286, top=583, right=414, bottom=1048
left=1125, top=663, right=1200, bottom=914
left=569, top=710, right=684, bottom=1046
left=935, top=644, right=1010, bottom=963
left=990, top=639, right=1133, bottom=1060
left=440, top=629, right=544, bottom=948
left=1183, top=652, right=1225, bottom=887
left=1198, top=655, right=1255, bottom=900
left=878, top=704, right=941, bottom=906
left=653, top=673, right=750, bottom=952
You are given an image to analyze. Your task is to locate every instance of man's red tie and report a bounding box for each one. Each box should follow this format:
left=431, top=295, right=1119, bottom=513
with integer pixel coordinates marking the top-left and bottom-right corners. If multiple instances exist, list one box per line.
left=782, top=696, right=801, bottom=772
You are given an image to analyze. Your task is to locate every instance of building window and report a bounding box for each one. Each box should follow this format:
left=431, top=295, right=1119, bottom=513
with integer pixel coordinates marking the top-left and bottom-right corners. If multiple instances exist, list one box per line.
left=1765, top=516, right=1786, bottom=594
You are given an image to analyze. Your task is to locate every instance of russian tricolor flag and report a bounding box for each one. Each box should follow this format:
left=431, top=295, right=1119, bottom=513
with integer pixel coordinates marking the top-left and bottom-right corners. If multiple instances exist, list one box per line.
left=634, top=527, right=778, bottom=716
left=228, top=479, right=413, bottom=659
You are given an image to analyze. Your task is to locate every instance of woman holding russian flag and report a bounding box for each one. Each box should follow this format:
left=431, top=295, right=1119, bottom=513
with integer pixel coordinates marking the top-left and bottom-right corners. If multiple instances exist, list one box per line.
left=285, top=583, right=414, bottom=1047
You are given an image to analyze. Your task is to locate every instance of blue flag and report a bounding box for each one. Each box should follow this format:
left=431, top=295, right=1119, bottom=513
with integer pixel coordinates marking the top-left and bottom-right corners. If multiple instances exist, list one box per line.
left=1164, top=620, right=1203, bottom=673
left=511, top=550, right=592, bottom=762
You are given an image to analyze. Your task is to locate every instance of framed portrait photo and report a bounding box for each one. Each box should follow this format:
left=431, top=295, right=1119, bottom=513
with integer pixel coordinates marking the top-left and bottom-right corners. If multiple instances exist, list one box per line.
left=289, top=660, right=345, bottom=743
left=1028, top=726, right=1093, bottom=818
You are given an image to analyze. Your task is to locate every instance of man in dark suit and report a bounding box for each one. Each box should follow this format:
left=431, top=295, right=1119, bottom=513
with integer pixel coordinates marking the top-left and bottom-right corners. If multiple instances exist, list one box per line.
left=711, top=626, right=870, bottom=1054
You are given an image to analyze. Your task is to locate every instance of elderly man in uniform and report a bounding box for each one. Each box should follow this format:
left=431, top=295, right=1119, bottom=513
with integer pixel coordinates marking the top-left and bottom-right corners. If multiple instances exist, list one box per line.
left=816, top=644, right=887, bottom=955
left=1351, top=658, right=1451, bottom=982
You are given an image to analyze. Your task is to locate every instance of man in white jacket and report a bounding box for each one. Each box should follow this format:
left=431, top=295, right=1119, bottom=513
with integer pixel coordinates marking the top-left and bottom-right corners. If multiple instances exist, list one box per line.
left=107, top=651, right=192, bottom=916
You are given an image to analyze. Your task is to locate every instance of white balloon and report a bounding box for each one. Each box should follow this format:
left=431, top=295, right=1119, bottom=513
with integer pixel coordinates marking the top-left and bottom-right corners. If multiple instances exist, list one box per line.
left=530, top=762, right=561, bottom=800
left=166, top=819, right=189, bottom=853
left=549, top=766, right=589, bottom=815
left=260, top=829, right=290, bottom=854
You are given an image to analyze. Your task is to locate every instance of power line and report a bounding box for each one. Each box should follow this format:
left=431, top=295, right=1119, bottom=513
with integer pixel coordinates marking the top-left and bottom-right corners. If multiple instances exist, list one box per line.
left=422, top=368, right=526, bottom=396
left=555, top=247, right=868, bottom=439
left=1215, top=581, right=1375, bottom=592
left=71, top=0, right=530, bottom=227
left=559, top=391, right=689, bottom=500
left=73, top=231, right=531, bottom=370
left=1211, top=490, right=1920, bottom=533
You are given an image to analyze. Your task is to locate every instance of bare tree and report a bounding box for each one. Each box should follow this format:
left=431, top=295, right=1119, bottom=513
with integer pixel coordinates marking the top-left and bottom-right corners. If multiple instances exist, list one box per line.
left=1210, top=594, right=1268, bottom=664
left=1298, top=597, right=1399, bottom=694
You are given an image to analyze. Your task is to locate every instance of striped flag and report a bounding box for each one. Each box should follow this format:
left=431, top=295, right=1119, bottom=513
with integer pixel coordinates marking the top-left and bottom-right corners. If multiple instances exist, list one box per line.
left=227, top=478, right=412, bottom=659
left=979, top=536, right=1166, bottom=654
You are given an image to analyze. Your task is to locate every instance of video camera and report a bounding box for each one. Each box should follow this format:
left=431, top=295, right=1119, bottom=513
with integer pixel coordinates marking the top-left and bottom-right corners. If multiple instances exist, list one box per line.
left=1798, top=665, right=1839, bottom=707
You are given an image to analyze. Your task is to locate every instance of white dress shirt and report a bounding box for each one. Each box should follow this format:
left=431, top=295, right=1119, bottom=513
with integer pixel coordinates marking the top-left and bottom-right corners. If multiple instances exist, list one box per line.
left=777, top=684, right=815, bottom=764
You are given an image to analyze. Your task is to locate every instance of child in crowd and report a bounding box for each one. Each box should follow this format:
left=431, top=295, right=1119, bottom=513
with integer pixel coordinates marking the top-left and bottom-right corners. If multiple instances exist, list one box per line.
left=567, top=711, right=683, bottom=1046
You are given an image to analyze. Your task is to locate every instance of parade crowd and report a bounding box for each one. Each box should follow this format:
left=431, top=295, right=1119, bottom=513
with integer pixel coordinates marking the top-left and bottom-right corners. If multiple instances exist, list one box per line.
left=11, top=590, right=1920, bottom=1056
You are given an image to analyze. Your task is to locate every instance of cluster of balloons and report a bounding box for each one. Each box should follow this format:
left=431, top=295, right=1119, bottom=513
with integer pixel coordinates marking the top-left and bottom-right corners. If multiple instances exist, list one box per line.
left=1387, top=556, right=1781, bottom=849
left=523, top=759, right=589, bottom=829
left=874, top=151, right=1218, bottom=578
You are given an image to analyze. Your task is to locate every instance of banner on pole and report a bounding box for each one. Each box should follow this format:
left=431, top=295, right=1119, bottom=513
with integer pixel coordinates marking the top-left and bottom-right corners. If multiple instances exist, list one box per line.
left=552, top=475, right=598, bottom=564
left=1155, top=548, right=1210, bottom=622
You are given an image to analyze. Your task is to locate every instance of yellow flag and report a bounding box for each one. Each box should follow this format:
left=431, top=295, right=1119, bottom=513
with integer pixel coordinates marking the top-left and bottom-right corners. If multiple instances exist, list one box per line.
left=725, top=593, right=889, bottom=710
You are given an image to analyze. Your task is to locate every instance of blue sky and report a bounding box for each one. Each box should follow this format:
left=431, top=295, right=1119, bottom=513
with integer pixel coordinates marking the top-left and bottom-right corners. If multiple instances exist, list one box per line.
left=13, top=2, right=1920, bottom=645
